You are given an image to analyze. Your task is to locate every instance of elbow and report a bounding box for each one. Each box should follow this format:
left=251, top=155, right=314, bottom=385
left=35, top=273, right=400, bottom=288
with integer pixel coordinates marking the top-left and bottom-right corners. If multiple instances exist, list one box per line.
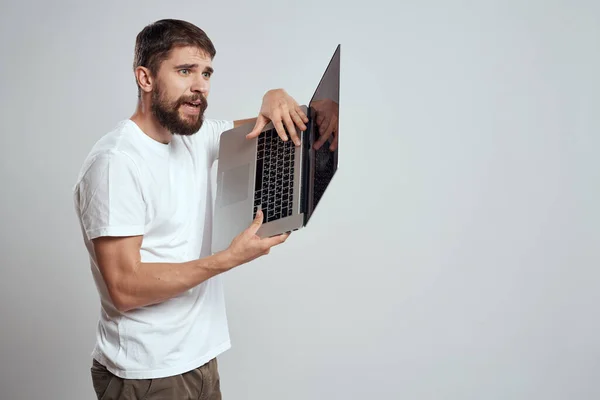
left=113, top=297, right=134, bottom=313
left=106, top=286, right=136, bottom=313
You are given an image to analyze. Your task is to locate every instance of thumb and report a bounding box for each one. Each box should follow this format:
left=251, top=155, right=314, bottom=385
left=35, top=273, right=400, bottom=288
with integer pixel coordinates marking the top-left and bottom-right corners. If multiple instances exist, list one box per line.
left=246, top=115, right=268, bottom=139
left=249, top=208, right=264, bottom=234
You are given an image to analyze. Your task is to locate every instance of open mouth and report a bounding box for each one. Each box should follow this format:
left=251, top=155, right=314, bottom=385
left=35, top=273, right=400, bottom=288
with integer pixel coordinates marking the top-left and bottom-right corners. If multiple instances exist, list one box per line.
left=184, top=101, right=201, bottom=108
left=181, top=100, right=203, bottom=115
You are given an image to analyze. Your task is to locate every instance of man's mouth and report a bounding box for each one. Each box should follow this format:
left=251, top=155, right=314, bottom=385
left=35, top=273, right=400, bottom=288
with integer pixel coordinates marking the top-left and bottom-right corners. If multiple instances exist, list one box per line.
left=184, top=100, right=202, bottom=108
left=181, top=100, right=203, bottom=116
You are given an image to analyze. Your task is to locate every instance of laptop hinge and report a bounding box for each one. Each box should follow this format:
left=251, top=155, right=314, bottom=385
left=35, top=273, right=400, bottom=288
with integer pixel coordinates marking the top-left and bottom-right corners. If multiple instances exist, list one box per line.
left=300, top=108, right=313, bottom=223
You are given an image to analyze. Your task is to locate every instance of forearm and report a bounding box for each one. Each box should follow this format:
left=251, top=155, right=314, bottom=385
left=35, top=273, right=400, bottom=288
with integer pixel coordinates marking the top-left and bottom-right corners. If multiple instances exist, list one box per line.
left=112, top=250, right=235, bottom=312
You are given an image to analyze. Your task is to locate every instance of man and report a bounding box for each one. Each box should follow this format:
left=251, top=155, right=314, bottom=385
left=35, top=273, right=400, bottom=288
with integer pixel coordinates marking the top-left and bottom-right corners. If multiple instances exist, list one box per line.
left=72, top=19, right=308, bottom=400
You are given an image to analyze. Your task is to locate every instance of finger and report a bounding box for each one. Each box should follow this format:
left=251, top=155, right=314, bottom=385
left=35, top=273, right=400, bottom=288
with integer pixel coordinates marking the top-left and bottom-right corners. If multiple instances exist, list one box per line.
left=263, top=232, right=290, bottom=248
left=290, top=109, right=307, bottom=132
left=329, top=130, right=338, bottom=151
left=324, top=117, right=337, bottom=139
left=246, top=115, right=268, bottom=139
left=296, top=106, right=309, bottom=123
left=317, top=114, right=325, bottom=127
left=313, top=118, right=336, bottom=150
left=272, top=116, right=288, bottom=142
left=282, top=112, right=300, bottom=146
left=313, top=134, right=329, bottom=150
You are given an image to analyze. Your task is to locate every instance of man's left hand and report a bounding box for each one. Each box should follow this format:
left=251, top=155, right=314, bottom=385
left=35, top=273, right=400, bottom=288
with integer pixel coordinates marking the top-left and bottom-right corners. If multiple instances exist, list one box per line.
left=246, top=89, right=309, bottom=146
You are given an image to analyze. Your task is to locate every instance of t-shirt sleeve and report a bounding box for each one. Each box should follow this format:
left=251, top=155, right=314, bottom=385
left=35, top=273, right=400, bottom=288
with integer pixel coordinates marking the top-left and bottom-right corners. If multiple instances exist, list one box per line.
left=203, top=119, right=235, bottom=164
left=76, top=150, right=146, bottom=240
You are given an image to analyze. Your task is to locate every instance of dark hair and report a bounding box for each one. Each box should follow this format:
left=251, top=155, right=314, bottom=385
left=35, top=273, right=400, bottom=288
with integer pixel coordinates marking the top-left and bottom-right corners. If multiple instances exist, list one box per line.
left=133, top=19, right=216, bottom=92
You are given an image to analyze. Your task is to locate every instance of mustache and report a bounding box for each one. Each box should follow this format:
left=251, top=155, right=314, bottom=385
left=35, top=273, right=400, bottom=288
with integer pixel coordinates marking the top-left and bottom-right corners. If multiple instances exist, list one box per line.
left=179, top=94, right=208, bottom=109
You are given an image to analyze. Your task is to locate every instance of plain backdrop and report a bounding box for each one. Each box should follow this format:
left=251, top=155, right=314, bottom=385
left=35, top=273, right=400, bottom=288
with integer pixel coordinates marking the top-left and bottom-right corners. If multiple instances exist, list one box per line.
left=1, top=0, right=599, bottom=399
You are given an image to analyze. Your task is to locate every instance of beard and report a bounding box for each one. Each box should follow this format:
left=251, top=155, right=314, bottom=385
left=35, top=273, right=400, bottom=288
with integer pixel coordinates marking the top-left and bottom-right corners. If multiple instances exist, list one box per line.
left=151, top=82, right=208, bottom=136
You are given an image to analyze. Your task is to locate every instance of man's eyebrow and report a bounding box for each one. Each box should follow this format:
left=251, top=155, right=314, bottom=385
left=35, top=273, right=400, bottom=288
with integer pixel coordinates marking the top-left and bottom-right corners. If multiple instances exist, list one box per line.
left=173, top=64, right=214, bottom=74
left=174, top=63, right=199, bottom=69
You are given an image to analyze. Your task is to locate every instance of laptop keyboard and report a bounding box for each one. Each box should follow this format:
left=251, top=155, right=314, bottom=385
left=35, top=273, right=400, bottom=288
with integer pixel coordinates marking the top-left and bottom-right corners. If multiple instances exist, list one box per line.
left=253, top=129, right=296, bottom=223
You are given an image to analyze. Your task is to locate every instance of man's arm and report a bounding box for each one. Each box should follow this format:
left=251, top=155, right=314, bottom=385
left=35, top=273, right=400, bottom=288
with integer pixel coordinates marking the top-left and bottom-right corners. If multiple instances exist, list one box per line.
left=93, top=235, right=233, bottom=312
left=93, top=209, right=287, bottom=313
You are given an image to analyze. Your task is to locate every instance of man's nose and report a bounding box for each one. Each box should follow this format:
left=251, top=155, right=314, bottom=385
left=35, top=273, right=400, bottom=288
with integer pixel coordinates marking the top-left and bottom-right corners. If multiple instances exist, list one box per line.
left=191, top=77, right=209, bottom=94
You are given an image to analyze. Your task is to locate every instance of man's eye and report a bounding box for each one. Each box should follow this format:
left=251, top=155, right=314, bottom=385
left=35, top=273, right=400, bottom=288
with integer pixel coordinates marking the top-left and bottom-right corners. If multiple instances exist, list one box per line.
left=202, top=72, right=211, bottom=78
left=179, top=69, right=190, bottom=75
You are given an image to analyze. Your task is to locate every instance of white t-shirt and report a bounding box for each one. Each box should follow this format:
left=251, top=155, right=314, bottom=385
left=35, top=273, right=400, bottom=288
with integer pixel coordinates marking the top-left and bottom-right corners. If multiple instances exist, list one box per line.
left=72, top=118, right=234, bottom=379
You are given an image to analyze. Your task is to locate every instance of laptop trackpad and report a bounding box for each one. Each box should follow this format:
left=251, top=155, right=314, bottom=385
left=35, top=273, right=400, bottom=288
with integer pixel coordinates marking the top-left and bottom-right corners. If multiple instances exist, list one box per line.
left=221, top=163, right=250, bottom=207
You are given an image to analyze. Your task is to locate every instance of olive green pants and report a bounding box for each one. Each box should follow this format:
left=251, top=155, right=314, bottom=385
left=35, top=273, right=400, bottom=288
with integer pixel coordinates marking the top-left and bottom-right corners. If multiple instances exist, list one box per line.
left=91, top=358, right=221, bottom=400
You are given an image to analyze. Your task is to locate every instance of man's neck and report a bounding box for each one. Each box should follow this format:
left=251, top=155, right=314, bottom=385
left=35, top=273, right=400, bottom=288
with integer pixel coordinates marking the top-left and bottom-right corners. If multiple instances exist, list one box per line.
left=130, top=101, right=172, bottom=145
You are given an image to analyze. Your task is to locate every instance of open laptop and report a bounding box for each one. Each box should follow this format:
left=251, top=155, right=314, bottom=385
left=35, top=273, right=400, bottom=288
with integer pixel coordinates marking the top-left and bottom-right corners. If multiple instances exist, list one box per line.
left=211, top=44, right=340, bottom=254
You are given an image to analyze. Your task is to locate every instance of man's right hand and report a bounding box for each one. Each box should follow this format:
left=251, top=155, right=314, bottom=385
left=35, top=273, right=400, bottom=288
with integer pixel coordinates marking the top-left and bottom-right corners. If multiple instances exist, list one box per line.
left=225, top=209, right=290, bottom=266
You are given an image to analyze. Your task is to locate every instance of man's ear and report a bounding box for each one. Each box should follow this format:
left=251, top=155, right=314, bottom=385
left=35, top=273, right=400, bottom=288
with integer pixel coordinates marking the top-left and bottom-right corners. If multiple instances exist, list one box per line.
left=134, top=66, right=153, bottom=94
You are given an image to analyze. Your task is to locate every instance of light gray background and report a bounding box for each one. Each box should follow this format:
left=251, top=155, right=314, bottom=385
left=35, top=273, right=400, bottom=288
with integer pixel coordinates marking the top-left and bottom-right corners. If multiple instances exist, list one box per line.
left=1, top=0, right=599, bottom=399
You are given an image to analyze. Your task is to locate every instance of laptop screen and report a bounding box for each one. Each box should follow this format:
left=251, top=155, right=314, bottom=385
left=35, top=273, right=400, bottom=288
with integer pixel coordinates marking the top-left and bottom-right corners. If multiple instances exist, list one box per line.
left=306, top=45, right=340, bottom=223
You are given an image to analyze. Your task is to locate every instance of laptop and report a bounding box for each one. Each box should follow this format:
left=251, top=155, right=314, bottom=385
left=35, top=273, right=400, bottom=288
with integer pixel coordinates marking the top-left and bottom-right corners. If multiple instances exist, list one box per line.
left=211, top=44, right=341, bottom=254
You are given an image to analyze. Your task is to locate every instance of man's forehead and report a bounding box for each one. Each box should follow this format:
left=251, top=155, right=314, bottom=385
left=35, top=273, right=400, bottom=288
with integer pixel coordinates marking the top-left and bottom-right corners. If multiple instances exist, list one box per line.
left=167, top=46, right=212, bottom=66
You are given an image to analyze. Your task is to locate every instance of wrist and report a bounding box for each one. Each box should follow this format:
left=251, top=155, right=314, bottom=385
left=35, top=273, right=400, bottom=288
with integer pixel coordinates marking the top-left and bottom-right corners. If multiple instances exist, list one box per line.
left=213, top=249, right=238, bottom=271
